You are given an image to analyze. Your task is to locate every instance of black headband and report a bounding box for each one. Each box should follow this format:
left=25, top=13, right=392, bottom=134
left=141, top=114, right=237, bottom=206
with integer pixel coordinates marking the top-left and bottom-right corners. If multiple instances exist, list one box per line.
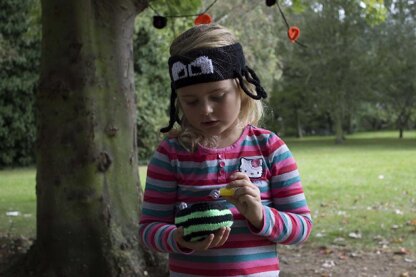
left=161, top=43, right=267, bottom=133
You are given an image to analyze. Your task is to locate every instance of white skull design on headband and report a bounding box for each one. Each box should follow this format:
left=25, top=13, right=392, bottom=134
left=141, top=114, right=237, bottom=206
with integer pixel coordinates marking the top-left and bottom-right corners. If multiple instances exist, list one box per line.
left=171, top=56, right=214, bottom=81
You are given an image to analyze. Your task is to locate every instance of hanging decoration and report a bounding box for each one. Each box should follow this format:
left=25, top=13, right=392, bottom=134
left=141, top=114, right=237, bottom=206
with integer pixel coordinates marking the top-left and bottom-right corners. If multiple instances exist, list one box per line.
left=194, top=13, right=213, bottom=25
left=153, top=15, right=168, bottom=29
left=266, top=0, right=306, bottom=47
left=266, top=0, right=277, bottom=7
left=150, top=0, right=305, bottom=47
left=150, top=0, right=217, bottom=29
left=287, top=26, right=300, bottom=43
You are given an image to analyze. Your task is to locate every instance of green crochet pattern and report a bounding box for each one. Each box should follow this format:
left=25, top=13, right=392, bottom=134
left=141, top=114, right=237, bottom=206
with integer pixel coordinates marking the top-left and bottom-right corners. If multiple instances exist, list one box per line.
left=175, top=202, right=233, bottom=242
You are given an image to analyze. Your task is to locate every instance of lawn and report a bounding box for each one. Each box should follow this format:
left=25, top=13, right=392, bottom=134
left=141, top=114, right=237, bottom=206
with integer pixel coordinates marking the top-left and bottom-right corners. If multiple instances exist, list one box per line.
left=1, top=131, right=415, bottom=252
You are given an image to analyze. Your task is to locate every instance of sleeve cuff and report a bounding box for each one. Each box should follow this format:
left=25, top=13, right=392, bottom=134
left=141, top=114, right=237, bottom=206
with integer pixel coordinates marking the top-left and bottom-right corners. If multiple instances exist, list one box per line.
left=168, top=228, right=195, bottom=254
left=247, top=206, right=270, bottom=236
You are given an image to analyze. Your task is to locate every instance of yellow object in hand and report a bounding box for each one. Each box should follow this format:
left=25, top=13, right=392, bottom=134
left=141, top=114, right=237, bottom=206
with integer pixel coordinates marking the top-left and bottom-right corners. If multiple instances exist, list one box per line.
left=219, top=187, right=235, bottom=197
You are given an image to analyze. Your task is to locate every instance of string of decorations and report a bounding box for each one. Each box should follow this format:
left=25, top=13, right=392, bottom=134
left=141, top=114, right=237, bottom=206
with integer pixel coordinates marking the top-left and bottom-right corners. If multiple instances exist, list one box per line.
left=150, top=0, right=217, bottom=29
left=266, top=0, right=306, bottom=47
left=150, top=0, right=304, bottom=46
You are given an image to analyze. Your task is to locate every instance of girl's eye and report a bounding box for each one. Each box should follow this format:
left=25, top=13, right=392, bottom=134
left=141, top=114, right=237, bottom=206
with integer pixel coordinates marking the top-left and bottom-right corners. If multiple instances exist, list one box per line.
left=185, top=100, right=198, bottom=106
left=211, top=93, right=225, bottom=101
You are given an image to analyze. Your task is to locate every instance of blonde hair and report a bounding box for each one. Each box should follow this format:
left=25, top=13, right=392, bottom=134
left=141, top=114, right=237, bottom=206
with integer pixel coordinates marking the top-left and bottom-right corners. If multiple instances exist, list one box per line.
left=169, top=24, right=264, bottom=150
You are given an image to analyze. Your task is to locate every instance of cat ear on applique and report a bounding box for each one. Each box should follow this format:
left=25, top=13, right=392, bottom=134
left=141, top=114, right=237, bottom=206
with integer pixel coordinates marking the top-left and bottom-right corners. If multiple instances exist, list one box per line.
left=238, top=157, right=264, bottom=178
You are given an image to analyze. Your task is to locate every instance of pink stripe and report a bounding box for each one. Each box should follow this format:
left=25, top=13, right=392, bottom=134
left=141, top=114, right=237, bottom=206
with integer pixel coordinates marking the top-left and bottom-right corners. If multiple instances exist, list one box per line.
left=271, top=157, right=297, bottom=171
left=163, top=226, right=174, bottom=252
left=227, top=234, right=266, bottom=242
left=145, top=190, right=176, bottom=199
left=180, top=172, right=220, bottom=181
left=147, top=224, right=162, bottom=250
left=260, top=191, right=272, bottom=198
left=147, top=165, right=174, bottom=177
left=289, top=207, right=310, bottom=214
left=140, top=215, right=172, bottom=223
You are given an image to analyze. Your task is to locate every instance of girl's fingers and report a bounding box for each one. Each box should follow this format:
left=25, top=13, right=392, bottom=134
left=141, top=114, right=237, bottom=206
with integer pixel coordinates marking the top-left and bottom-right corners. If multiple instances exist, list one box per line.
left=209, top=227, right=227, bottom=248
left=199, top=234, right=215, bottom=250
left=233, top=186, right=259, bottom=198
left=175, top=227, right=232, bottom=251
left=216, top=227, right=231, bottom=246
left=183, top=234, right=215, bottom=251
left=229, top=172, right=250, bottom=182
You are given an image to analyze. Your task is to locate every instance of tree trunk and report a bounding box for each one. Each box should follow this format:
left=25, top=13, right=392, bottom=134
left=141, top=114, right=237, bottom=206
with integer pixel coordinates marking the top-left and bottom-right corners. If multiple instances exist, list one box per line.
left=3, top=0, right=169, bottom=276
left=334, top=108, right=344, bottom=144
left=397, top=112, right=409, bottom=139
left=399, top=128, right=404, bottom=139
left=295, top=108, right=304, bottom=138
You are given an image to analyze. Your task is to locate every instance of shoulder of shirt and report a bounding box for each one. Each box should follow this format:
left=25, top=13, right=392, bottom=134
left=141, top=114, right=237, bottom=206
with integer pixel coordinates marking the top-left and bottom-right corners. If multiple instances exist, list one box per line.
left=155, top=135, right=186, bottom=154
left=247, top=124, right=285, bottom=143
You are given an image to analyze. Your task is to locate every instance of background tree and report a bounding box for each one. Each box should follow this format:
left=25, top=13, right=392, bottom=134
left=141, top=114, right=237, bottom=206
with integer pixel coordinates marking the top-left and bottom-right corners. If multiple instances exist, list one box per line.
left=0, top=0, right=40, bottom=167
left=2, top=0, right=414, bottom=167
left=5, top=0, right=169, bottom=276
left=374, top=0, right=416, bottom=138
left=272, top=0, right=387, bottom=142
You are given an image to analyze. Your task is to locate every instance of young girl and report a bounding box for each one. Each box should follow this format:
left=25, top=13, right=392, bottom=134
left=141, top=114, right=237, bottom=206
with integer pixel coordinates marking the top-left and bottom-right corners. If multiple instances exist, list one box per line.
left=139, top=24, right=312, bottom=277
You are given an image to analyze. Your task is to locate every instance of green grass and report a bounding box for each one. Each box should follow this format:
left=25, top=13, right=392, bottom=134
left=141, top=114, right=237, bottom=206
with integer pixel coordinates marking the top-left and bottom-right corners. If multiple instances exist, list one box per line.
left=1, top=131, right=415, bottom=251
left=0, top=168, right=36, bottom=238
left=285, top=130, right=416, bottom=250
left=0, top=167, right=148, bottom=238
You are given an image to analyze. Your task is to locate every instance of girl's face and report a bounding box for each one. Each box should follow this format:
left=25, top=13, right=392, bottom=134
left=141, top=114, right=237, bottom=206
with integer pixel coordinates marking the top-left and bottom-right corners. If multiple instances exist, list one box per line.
left=177, top=79, right=242, bottom=146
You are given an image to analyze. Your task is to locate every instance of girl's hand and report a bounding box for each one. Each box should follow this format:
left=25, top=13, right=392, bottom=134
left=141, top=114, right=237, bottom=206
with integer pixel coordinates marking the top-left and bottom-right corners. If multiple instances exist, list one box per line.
left=174, top=226, right=230, bottom=251
left=224, top=172, right=264, bottom=229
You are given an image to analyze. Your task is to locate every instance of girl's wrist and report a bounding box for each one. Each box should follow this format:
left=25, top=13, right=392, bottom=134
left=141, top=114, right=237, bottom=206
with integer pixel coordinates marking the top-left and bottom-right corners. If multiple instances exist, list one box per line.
left=248, top=206, right=264, bottom=230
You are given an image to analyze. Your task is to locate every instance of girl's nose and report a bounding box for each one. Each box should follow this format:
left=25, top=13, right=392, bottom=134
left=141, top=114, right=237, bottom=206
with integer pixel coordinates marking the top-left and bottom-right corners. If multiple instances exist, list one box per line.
left=200, top=101, right=213, bottom=115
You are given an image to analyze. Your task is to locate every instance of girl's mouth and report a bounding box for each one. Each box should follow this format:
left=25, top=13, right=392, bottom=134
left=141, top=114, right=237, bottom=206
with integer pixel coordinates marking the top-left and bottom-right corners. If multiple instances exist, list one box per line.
left=201, top=120, right=219, bottom=127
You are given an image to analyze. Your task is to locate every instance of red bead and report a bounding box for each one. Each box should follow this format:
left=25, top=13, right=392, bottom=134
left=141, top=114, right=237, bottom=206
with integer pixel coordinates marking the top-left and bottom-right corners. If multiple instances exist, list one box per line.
left=194, top=13, right=212, bottom=25
left=288, top=26, right=300, bottom=42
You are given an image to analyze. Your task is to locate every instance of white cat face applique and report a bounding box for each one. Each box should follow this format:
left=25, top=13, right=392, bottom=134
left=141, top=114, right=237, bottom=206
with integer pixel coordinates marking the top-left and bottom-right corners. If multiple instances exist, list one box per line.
left=239, top=158, right=263, bottom=178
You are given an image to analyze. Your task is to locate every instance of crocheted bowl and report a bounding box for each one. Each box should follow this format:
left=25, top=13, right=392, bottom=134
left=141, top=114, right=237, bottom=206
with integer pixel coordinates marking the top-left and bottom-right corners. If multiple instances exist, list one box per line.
left=175, top=202, right=233, bottom=242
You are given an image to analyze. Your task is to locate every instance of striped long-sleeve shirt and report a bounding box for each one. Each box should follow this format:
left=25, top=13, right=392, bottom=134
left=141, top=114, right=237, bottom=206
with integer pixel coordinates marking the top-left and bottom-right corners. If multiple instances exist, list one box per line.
left=139, top=125, right=312, bottom=276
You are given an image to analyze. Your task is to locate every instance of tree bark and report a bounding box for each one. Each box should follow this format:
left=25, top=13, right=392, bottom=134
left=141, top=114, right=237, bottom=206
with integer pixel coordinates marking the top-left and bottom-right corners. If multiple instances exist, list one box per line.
left=295, top=108, right=304, bottom=138
left=334, top=108, right=344, bottom=144
left=3, top=0, right=170, bottom=276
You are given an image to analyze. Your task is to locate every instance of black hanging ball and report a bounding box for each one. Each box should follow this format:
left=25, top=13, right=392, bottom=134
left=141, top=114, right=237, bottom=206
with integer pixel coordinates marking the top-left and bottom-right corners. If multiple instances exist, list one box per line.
left=266, top=0, right=277, bottom=6
left=153, top=16, right=167, bottom=29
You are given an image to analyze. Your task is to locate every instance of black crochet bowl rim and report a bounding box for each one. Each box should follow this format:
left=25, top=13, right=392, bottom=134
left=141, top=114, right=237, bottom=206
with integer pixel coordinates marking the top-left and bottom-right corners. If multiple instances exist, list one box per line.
left=175, top=201, right=229, bottom=217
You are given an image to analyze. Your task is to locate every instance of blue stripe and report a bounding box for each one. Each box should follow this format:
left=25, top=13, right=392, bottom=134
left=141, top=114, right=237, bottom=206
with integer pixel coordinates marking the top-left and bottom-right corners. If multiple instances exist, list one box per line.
left=142, top=223, right=157, bottom=246
left=263, top=207, right=273, bottom=235
left=276, top=199, right=306, bottom=211
left=146, top=183, right=176, bottom=193
left=177, top=187, right=208, bottom=196
left=151, top=158, right=174, bottom=172
left=272, top=151, right=292, bottom=163
left=178, top=164, right=238, bottom=175
left=274, top=176, right=301, bottom=188
left=242, top=134, right=269, bottom=146
left=259, top=186, right=270, bottom=193
left=142, top=208, right=173, bottom=218
left=172, top=251, right=277, bottom=263
left=156, top=225, right=170, bottom=250
left=292, top=217, right=307, bottom=244
left=178, top=165, right=218, bottom=175
left=230, top=226, right=251, bottom=235
left=277, top=213, right=289, bottom=241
